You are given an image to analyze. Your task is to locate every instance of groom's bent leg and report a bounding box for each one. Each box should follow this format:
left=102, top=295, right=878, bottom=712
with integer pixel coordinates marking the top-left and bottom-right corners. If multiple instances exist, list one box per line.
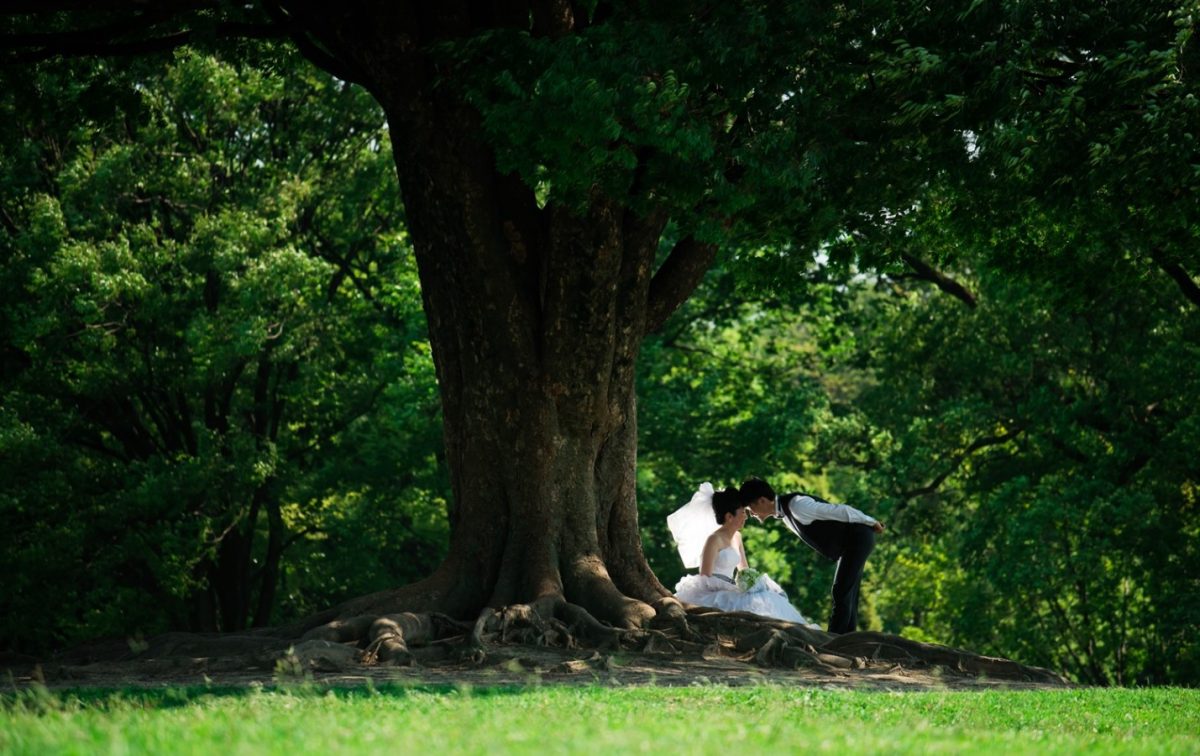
left=828, top=524, right=876, bottom=634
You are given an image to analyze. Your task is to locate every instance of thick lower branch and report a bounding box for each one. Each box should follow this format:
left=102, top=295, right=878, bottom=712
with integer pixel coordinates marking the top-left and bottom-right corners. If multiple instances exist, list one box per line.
left=646, top=236, right=717, bottom=333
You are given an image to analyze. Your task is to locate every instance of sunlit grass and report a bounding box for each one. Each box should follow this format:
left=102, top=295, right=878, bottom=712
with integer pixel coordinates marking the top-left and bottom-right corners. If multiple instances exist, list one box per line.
left=2, top=684, right=1196, bottom=754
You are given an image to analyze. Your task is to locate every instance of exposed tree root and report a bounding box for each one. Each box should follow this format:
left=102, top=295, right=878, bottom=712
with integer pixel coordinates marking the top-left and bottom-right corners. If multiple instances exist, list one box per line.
left=820, top=631, right=1067, bottom=684
left=288, top=600, right=1063, bottom=685
left=452, top=596, right=626, bottom=666
left=34, top=598, right=1067, bottom=686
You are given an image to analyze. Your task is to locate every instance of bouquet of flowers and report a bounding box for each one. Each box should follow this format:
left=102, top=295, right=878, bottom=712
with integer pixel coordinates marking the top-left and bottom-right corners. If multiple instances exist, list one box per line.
left=735, top=567, right=764, bottom=593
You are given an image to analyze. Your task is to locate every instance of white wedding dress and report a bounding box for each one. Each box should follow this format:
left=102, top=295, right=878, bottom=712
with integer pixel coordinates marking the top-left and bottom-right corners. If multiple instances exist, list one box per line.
left=673, top=547, right=815, bottom=625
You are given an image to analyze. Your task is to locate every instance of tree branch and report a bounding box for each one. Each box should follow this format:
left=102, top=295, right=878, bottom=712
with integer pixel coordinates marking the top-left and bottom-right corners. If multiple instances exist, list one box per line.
left=0, top=202, right=18, bottom=236
left=67, top=430, right=132, bottom=463
left=0, top=1, right=288, bottom=64
left=0, top=0, right=214, bottom=13
left=899, top=252, right=977, bottom=308
left=1, top=10, right=172, bottom=47
left=2, top=20, right=285, bottom=65
left=645, top=235, right=717, bottom=334
left=261, top=0, right=367, bottom=86
left=660, top=337, right=717, bottom=359
left=531, top=0, right=575, bottom=37
left=899, top=428, right=1021, bottom=501
left=1148, top=247, right=1200, bottom=309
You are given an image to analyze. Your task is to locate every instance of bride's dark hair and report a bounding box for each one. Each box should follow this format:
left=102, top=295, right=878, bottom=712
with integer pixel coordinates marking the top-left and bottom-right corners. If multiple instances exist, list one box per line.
left=711, top=486, right=743, bottom=524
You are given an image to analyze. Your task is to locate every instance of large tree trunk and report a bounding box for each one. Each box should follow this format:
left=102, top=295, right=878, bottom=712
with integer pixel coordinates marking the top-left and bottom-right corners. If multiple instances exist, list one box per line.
left=322, top=102, right=672, bottom=629
left=423, top=190, right=671, bottom=624
left=256, top=3, right=702, bottom=631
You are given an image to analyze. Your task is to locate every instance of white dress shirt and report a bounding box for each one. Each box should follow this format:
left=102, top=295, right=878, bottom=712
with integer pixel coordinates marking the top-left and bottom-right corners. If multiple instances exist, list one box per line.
left=777, top=495, right=877, bottom=527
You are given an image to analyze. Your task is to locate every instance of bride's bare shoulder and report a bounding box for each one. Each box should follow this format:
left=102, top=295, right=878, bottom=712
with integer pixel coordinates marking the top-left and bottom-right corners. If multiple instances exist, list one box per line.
left=704, top=529, right=731, bottom=550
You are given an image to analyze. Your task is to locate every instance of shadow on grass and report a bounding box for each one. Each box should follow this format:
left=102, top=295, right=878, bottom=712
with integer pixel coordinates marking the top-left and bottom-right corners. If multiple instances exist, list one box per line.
left=1, top=680, right=535, bottom=714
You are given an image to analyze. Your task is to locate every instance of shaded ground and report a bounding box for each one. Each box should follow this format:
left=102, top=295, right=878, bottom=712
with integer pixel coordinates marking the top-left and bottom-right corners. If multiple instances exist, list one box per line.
left=2, top=629, right=1069, bottom=693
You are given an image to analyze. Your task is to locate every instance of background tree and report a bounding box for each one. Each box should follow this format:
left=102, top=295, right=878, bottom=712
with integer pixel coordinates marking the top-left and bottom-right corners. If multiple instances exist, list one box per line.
left=633, top=220, right=1199, bottom=686
left=846, top=210, right=1200, bottom=685
left=0, top=46, right=447, bottom=650
left=821, top=0, right=1200, bottom=684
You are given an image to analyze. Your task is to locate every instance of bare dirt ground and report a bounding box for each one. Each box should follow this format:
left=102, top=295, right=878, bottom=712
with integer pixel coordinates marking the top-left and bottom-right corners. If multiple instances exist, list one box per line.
left=2, top=637, right=1069, bottom=693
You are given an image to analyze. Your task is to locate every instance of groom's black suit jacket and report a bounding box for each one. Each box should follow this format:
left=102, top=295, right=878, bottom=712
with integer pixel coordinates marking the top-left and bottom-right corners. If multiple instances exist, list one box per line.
left=776, top=492, right=854, bottom=562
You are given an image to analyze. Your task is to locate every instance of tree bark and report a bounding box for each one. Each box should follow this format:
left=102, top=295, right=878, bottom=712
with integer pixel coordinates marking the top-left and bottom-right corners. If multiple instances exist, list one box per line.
left=263, top=4, right=694, bottom=627
left=353, top=95, right=674, bottom=627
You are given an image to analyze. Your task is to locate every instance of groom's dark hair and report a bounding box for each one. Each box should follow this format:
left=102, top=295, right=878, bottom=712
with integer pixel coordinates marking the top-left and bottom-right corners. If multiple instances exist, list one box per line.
left=739, top=477, right=776, bottom=504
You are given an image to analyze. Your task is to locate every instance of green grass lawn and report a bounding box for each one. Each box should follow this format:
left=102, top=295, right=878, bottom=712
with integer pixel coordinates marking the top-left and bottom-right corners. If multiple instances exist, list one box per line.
left=2, top=684, right=1196, bottom=754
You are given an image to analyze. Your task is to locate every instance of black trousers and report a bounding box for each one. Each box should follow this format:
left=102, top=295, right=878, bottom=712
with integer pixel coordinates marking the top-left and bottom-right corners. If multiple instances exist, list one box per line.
left=800, top=520, right=876, bottom=634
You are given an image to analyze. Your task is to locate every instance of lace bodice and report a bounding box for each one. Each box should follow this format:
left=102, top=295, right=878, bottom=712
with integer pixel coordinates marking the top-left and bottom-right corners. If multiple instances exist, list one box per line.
left=712, top=546, right=740, bottom=578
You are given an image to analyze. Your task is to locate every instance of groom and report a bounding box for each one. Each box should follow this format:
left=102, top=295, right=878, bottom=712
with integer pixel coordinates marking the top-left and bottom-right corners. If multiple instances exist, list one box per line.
left=740, top=477, right=885, bottom=634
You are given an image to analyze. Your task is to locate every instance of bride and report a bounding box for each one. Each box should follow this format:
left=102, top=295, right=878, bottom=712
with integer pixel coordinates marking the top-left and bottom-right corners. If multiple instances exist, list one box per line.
left=669, top=483, right=817, bottom=626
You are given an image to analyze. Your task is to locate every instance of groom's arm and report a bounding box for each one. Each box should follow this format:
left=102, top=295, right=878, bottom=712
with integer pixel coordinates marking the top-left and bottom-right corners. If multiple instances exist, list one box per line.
left=789, top=495, right=882, bottom=530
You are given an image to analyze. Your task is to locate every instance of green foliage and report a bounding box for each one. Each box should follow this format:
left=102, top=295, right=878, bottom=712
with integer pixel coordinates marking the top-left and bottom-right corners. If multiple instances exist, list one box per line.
left=4, top=0, right=1200, bottom=690
left=632, top=0, right=1200, bottom=685
left=638, top=218, right=1199, bottom=685
left=447, top=2, right=922, bottom=250
left=0, top=48, right=447, bottom=650
left=827, top=212, right=1199, bottom=685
